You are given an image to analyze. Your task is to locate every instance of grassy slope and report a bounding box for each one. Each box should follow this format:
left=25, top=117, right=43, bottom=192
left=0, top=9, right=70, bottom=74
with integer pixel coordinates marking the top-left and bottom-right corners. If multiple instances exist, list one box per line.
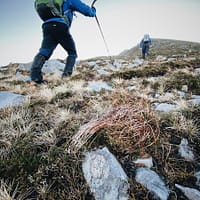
left=0, top=39, right=200, bottom=199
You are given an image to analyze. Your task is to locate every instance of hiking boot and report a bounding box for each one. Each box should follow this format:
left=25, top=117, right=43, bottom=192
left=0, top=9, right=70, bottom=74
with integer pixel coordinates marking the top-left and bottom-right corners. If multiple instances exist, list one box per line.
left=61, top=73, right=71, bottom=81
left=63, top=55, right=77, bottom=77
left=30, top=80, right=48, bottom=86
left=30, top=54, right=46, bottom=82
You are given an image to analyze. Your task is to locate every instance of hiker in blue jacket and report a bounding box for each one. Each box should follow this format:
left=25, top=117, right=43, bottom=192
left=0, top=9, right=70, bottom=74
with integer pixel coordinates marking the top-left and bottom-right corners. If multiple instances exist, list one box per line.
left=140, top=34, right=152, bottom=59
left=30, top=0, right=96, bottom=84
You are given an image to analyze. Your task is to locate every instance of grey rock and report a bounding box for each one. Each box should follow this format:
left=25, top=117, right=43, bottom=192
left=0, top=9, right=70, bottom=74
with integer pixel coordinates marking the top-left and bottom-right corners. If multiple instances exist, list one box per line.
left=88, top=82, right=113, bottom=92
left=135, top=168, right=169, bottom=200
left=195, top=171, right=200, bottom=188
left=133, top=157, right=153, bottom=168
left=0, top=91, right=25, bottom=109
left=178, top=138, right=195, bottom=161
left=175, top=184, right=200, bottom=200
left=82, top=147, right=129, bottom=200
left=154, top=103, right=180, bottom=112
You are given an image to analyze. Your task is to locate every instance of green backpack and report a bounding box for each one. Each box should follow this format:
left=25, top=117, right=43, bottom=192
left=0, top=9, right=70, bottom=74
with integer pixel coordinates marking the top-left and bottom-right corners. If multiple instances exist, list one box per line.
left=34, top=0, right=69, bottom=24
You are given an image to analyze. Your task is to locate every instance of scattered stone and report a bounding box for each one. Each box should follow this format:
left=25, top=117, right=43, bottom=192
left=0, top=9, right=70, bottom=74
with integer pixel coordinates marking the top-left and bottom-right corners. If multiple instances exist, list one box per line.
left=18, top=59, right=65, bottom=75
left=133, top=157, right=153, bottom=168
left=177, top=91, right=186, bottom=98
left=167, top=58, right=176, bottom=62
left=18, top=62, right=32, bottom=71
left=187, top=95, right=200, bottom=106
left=42, top=60, right=65, bottom=75
left=16, top=71, right=31, bottom=82
left=183, top=57, right=196, bottom=62
left=195, top=68, right=200, bottom=74
left=87, top=61, right=97, bottom=67
left=195, top=171, right=200, bottom=188
left=82, top=147, right=129, bottom=200
left=156, top=55, right=167, bottom=61
left=178, top=138, right=195, bottom=161
left=175, top=184, right=200, bottom=200
left=154, top=103, right=180, bottom=112
left=97, top=69, right=109, bottom=75
left=135, top=168, right=169, bottom=200
left=127, top=85, right=137, bottom=91
left=88, top=81, right=113, bottom=92
left=134, top=58, right=143, bottom=66
left=181, top=85, right=188, bottom=92
left=0, top=91, right=25, bottom=109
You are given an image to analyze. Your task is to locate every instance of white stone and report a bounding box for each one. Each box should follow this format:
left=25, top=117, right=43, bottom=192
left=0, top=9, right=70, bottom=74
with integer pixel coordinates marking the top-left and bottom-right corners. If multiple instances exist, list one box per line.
left=195, top=171, right=200, bottom=188
left=88, top=81, right=113, bottom=92
left=0, top=91, right=25, bottom=109
left=82, top=147, right=129, bottom=200
left=155, top=103, right=180, bottom=112
left=195, top=68, right=200, bottom=74
left=135, top=168, right=169, bottom=200
left=175, top=184, right=200, bottom=200
left=178, top=138, right=194, bottom=161
left=133, top=157, right=153, bottom=168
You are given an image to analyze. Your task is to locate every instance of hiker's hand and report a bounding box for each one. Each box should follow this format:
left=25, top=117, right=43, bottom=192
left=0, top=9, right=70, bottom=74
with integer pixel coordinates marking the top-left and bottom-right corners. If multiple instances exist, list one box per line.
left=92, top=6, right=96, bottom=12
left=91, top=6, right=96, bottom=16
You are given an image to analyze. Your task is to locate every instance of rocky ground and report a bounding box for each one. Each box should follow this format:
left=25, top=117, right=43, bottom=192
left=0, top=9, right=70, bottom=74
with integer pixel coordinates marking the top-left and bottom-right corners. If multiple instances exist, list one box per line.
left=0, top=39, right=200, bottom=199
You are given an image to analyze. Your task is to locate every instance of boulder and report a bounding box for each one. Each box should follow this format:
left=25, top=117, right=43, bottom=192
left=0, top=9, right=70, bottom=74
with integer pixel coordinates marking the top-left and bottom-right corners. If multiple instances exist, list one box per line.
left=82, top=147, right=129, bottom=200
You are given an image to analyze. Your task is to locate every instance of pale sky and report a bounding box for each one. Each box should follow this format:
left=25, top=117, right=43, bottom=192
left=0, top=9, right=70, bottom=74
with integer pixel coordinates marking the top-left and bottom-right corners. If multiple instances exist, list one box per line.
left=0, top=0, right=200, bottom=66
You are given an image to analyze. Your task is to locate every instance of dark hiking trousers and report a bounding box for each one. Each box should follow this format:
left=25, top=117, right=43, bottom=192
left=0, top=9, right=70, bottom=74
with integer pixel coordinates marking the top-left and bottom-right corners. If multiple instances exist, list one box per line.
left=31, top=22, right=77, bottom=82
left=142, top=42, right=150, bottom=59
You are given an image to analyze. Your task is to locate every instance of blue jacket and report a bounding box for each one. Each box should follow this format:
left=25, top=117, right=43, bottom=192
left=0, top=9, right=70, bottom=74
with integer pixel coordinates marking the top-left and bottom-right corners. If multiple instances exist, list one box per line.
left=140, top=38, right=152, bottom=48
left=44, top=0, right=96, bottom=26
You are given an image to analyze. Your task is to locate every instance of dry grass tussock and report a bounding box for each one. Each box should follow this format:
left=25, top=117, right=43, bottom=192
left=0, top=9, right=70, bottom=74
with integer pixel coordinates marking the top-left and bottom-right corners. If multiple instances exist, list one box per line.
left=67, top=92, right=160, bottom=153
left=0, top=106, right=35, bottom=158
left=0, top=180, right=31, bottom=200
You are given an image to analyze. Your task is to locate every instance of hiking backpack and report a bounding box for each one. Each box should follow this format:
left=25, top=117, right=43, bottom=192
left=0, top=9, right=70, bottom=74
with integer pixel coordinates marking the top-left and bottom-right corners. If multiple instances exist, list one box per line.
left=34, top=0, right=68, bottom=23
left=143, top=34, right=150, bottom=42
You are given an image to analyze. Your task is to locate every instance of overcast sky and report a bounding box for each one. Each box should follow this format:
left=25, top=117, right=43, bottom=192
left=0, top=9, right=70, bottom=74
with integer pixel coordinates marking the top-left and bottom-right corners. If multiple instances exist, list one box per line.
left=0, top=0, right=200, bottom=66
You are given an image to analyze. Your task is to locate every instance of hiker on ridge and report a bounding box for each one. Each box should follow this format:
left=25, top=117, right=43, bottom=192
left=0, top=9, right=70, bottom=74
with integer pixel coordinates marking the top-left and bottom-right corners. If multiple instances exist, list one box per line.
left=30, top=0, right=96, bottom=85
left=140, top=34, right=152, bottom=59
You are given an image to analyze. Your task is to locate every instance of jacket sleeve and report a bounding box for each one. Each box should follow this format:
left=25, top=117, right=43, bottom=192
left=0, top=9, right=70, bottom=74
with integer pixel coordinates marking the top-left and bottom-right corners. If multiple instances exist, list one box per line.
left=71, top=0, right=96, bottom=17
left=140, top=40, right=143, bottom=48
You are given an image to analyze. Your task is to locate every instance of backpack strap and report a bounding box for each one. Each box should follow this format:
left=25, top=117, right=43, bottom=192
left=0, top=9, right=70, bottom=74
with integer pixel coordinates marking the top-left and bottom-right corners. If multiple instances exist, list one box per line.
left=48, top=0, right=69, bottom=25
left=49, top=0, right=61, bottom=17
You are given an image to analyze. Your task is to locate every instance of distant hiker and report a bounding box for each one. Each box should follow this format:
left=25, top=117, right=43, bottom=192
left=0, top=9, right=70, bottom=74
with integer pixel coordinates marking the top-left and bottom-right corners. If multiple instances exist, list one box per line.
left=140, top=34, right=152, bottom=59
left=30, top=0, right=96, bottom=84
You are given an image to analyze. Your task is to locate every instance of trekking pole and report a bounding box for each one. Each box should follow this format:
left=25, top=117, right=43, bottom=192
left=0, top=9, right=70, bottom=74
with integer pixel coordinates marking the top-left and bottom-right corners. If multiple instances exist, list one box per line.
left=91, top=0, right=113, bottom=62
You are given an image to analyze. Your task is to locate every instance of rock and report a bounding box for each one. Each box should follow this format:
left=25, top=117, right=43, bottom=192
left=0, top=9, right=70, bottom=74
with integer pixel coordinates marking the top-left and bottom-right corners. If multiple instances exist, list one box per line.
left=181, top=85, right=188, bottom=92
left=97, top=69, right=109, bottom=75
left=187, top=95, right=200, bottom=106
left=82, top=147, right=129, bottom=200
left=0, top=91, right=25, bottom=109
left=133, top=157, right=153, bottom=168
left=42, top=60, right=65, bottom=75
left=135, top=168, right=169, bottom=200
left=167, top=58, right=176, bottom=62
left=18, top=62, right=32, bottom=71
left=183, top=57, right=196, bottom=62
left=16, top=71, right=31, bottom=82
left=88, top=81, right=113, bottom=92
left=178, top=138, right=195, bottom=161
left=195, top=68, right=200, bottom=75
left=18, top=59, right=65, bottom=75
left=156, top=55, right=167, bottom=61
left=154, top=103, right=180, bottom=112
left=175, top=184, right=200, bottom=200
left=195, top=171, right=200, bottom=188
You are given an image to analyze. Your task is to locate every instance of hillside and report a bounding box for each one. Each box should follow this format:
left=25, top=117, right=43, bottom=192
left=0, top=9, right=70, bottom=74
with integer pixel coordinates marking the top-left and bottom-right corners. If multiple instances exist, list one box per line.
left=119, top=38, right=200, bottom=58
left=0, top=39, right=200, bottom=199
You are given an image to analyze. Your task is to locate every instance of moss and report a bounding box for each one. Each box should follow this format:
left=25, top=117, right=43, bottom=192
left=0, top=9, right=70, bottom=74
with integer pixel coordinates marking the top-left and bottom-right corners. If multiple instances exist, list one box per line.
left=165, top=72, right=200, bottom=93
